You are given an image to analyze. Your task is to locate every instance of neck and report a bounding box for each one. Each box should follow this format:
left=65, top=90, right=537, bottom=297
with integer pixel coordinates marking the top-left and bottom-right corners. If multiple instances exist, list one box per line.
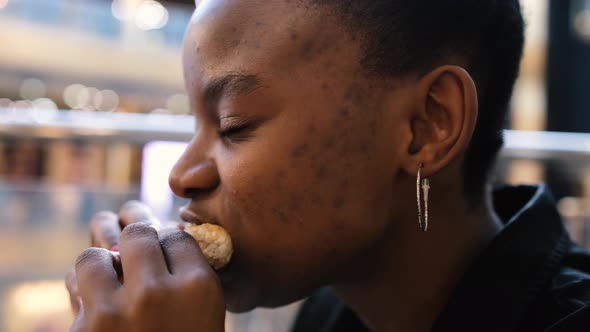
left=332, top=185, right=503, bottom=332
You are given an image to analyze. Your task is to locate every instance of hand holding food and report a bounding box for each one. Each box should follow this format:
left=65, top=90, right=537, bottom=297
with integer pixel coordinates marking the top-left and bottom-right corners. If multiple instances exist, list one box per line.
left=70, top=222, right=225, bottom=332
left=66, top=201, right=226, bottom=332
left=65, top=200, right=232, bottom=331
left=120, top=201, right=234, bottom=270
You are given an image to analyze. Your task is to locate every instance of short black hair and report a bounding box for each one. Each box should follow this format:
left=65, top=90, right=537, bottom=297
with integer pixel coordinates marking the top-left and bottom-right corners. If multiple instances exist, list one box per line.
left=311, top=0, right=525, bottom=198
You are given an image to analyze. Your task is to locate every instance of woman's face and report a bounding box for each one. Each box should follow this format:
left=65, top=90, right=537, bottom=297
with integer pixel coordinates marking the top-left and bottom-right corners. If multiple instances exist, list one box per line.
left=170, top=0, right=413, bottom=312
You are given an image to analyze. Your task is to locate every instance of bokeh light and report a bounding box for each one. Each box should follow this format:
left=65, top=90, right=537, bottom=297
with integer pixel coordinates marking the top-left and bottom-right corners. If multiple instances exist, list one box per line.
left=111, top=0, right=134, bottom=21
left=575, top=10, right=590, bottom=42
left=32, top=98, right=57, bottom=111
left=85, top=87, right=101, bottom=111
left=97, top=89, right=119, bottom=112
left=0, top=0, right=8, bottom=10
left=75, top=86, right=90, bottom=109
left=19, top=78, right=46, bottom=100
left=63, top=84, right=85, bottom=109
left=32, top=98, right=59, bottom=122
left=5, top=280, right=72, bottom=331
left=135, top=0, right=169, bottom=31
left=165, top=94, right=190, bottom=114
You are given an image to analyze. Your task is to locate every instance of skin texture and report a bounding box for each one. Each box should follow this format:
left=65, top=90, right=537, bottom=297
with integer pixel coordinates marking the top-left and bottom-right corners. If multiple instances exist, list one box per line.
left=173, top=0, right=404, bottom=312
left=67, top=0, right=507, bottom=331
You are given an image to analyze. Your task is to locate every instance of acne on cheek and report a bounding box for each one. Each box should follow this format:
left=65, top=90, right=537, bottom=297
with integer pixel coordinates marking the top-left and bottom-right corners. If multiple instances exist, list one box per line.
left=322, top=136, right=335, bottom=150
left=226, top=171, right=266, bottom=211
left=230, top=169, right=299, bottom=226
left=314, top=164, right=328, bottom=179
left=291, top=143, right=310, bottom=159
left=288, top=192, right=303, bottom=211
left=271, top=207, right=290, bottom=224
left=236, top=103, right=375, bottom=228
left=339, top=106, right=351, bottom=117
left=332, top=195, right=346, bottom=209
left=310, top=192, right=324, bottom=207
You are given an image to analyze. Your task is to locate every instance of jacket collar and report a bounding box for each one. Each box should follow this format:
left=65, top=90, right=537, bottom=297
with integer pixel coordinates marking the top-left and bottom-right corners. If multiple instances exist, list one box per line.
left=432, top=184, right=570, bottom=332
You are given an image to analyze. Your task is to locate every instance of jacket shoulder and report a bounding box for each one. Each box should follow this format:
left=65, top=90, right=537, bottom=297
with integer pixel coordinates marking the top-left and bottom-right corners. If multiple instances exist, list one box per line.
left=521, top=245, right=590, bottom=331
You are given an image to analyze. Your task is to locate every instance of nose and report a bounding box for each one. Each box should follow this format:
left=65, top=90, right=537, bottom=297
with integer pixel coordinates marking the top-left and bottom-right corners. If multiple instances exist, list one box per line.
left=169, top=144, right=220, bottom=199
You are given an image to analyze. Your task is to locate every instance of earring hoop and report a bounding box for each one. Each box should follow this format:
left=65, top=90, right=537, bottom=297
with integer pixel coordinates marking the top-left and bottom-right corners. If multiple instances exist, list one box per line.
left=416, top=163, right=430, bottom=232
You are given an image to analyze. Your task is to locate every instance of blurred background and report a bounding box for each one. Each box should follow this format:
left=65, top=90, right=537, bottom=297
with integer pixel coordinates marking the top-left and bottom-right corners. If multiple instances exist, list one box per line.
left=1, top=0, right=590, bottom=331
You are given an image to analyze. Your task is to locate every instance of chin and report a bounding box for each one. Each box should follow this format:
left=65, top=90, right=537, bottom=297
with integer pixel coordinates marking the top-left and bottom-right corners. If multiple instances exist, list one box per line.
left=218, top=262, right=317, bottom=313
left=223, top=286, right=260, bottom=313
left=226, top=303, right=256, bottom=314
left=223, top=281, right=310, bottom=314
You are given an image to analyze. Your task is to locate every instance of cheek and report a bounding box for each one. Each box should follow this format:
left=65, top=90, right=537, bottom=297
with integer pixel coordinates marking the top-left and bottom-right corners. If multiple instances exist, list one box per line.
left=221, top=105, right=393, bottom=280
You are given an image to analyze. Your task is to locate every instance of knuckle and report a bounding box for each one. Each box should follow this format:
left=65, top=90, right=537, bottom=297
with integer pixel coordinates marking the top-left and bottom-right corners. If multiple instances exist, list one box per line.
left=120, top=222, right=156, bottom=240
left=159, top=229, right=191, bottom=248
left=75, top=248, right=108, bottom=270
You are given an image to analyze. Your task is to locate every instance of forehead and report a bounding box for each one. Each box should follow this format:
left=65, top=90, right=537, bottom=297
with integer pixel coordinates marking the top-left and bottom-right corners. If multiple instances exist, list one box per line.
left=184, top=0, right=359, bottom=83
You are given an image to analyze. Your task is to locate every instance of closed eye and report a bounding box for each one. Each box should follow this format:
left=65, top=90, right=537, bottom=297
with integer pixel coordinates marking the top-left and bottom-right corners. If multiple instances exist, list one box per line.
left=219, top=116, right=255, bottom=144
left=219, top=124, right=249, bottom=138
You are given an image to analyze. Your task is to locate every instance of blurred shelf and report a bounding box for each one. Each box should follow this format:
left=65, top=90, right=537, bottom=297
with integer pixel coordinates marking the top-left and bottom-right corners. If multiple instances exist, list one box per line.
left=0, top=109, right=193, bottom=144
left=2, top=108, right=590, bottom=160
left=503, top=130, right=590, bottom=160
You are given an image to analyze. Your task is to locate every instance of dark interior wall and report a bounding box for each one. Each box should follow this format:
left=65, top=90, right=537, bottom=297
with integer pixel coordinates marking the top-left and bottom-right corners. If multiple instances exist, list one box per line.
left=547, top=0, right=590, bottom=133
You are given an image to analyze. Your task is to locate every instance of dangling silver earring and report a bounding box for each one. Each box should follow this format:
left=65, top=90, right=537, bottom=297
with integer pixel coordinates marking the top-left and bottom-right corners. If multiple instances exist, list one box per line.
left=416, top=163, right=430, bottom=232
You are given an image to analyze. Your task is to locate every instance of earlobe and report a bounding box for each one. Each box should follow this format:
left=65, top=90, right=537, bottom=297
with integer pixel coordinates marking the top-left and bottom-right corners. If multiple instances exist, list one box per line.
left=402, top=65, right=478, bottom=178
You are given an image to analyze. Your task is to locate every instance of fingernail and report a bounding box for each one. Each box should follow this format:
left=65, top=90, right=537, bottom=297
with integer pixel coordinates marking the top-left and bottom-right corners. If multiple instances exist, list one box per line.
left=110, top=244, right=119, bottom=252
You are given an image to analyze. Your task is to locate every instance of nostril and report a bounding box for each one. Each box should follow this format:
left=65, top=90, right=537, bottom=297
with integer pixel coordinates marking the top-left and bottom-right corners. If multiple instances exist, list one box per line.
left=183, top=187, right=218, bottom=201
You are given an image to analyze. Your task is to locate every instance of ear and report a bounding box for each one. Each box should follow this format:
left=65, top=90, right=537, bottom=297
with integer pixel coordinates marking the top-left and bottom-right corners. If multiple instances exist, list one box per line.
left=401, top=65, right=478, bottom=178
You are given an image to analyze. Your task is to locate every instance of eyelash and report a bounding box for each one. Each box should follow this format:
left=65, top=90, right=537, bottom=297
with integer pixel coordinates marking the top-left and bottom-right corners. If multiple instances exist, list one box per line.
left=219, top=124, right=247, bottom=137
left=218, top=122, right=252, bottom=143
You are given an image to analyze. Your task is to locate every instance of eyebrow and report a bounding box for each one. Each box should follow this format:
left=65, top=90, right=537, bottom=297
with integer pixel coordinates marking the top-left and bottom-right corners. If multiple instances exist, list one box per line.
left=203, top=73, right=263, bottom=109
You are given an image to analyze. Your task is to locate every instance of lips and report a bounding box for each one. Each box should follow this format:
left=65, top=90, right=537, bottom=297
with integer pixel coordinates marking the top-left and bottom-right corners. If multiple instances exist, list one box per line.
left=179, top=205, right=215, bottom=225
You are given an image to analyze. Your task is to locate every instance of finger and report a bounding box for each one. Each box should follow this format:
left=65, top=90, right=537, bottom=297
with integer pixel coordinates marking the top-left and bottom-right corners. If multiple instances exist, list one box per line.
left=90, top=211, right=120, bottom=250
left=119, top=201, right=160, bottom=229
left=75, top=248, right=120, bottom=307
left=158, top=227, right=212, bottom=275
left=69, top=304, right=85, bottom=332
left=118, top=223, right=168, bottom=283
left=65, top=269, right=81, bottom=315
